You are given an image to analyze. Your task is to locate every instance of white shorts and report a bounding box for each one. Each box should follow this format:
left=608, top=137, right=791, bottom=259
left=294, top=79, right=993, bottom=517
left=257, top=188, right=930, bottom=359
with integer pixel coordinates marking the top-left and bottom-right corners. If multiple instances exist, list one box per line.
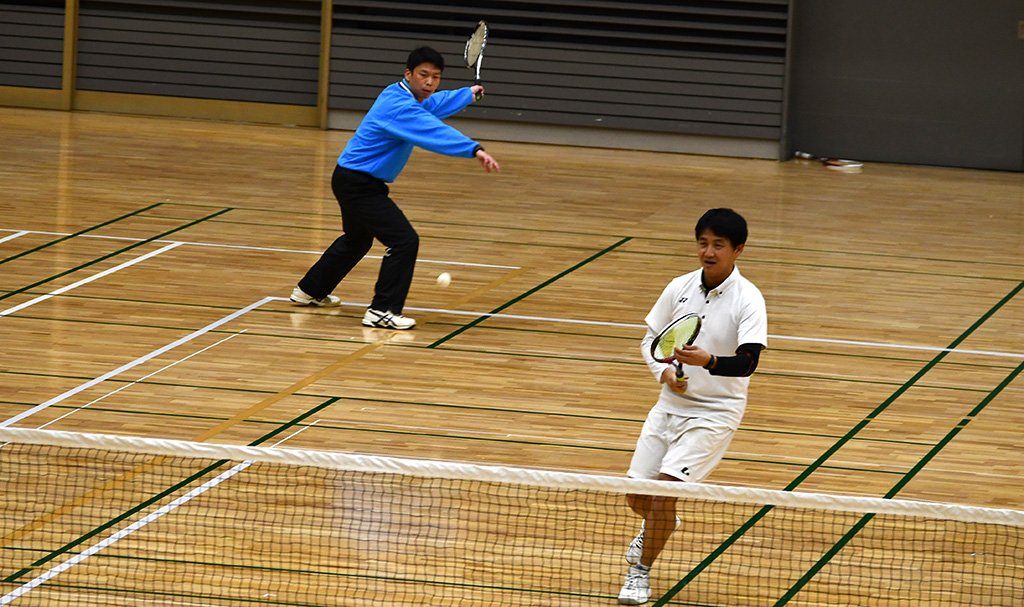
left=627, top=409, right=735, bottom=481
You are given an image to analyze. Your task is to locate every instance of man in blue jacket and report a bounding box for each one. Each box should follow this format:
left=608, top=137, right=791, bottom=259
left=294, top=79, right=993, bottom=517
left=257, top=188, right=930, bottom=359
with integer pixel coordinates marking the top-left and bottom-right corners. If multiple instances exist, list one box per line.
left=290, top=46, right=500, bottom=329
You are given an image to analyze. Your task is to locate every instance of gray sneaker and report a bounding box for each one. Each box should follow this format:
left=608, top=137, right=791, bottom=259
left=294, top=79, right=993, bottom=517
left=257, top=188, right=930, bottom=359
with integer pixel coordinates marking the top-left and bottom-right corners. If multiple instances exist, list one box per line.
left=617, top=565, right=651, bottom=605
left=290, top=286, right=340, bottom=307
left=362, top=308, right=416, bottom=330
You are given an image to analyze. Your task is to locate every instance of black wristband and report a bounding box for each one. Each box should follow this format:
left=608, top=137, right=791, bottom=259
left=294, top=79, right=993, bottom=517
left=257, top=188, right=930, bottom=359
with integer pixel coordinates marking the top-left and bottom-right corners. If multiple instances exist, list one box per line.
left=703, top=355, right=716, bottom=370
left=472, top=144, right=484, bottom=155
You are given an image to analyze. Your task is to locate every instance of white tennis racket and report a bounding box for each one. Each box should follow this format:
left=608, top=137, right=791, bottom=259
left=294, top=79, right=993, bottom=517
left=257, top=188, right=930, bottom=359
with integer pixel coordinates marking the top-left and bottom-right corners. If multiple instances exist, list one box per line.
left=794, top=151, right=863, bottom=172
left=650, top=313, right=702, bottom=380
left=464, top=20, right=488, bottom=101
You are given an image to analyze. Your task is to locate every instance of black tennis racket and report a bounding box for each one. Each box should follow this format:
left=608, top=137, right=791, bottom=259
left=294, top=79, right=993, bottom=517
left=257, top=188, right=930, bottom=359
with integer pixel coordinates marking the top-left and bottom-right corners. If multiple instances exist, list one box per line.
left=650, top=313, right=702, bottom=379
left=464, top=20, right=488, bottom=101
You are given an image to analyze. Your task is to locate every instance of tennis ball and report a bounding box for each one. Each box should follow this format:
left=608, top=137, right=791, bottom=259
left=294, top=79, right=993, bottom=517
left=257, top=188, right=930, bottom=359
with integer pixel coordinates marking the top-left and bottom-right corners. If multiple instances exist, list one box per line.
left=436, top=272, right=452, bottom=288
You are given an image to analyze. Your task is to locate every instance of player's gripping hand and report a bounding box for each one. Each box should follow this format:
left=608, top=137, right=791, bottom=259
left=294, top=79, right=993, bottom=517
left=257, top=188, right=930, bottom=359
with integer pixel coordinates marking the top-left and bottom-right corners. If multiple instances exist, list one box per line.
left=661, top=366, right=688, bottom=393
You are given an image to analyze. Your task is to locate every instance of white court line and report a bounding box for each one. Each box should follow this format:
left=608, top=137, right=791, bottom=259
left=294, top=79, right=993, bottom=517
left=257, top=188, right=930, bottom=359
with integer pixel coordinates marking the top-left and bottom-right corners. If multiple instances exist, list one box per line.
left=9, top=229, right=1010, bottom=357
left=0, top=242, right=183, bottom=317
left=6, top=290, right=1019, bottom=430
left=766, top=334, right=1024, bottom=359
left=30, top=331, right=248, bottom=432
left=333, top=300, right=1024, bottom=360
left=0, top=465, right=254, bottom=605
left=0, top=297, right=275, bottom=428
left=0, top=229, right=520, bottom=269
left=0, top=230, right=29, bottom=244
left=0, top=420, right=319, bottom=606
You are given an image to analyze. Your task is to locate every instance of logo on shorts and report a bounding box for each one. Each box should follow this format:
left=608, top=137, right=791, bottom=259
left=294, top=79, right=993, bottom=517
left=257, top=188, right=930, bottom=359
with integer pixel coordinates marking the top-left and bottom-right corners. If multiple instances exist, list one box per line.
left=680, top=467, right=690, bottom=477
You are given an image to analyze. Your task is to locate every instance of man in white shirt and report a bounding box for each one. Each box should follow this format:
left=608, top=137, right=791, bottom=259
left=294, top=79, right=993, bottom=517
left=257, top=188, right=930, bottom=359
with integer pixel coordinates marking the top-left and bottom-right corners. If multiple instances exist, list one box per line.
left=618, top=208, right=768, bottom=605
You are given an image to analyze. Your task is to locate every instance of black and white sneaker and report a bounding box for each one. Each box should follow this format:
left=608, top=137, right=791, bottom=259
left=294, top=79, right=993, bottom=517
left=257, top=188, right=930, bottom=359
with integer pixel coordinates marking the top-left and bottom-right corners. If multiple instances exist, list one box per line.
left=362, top=308, right=416, bottom=330
left=290, top=286, right=340, bottom=307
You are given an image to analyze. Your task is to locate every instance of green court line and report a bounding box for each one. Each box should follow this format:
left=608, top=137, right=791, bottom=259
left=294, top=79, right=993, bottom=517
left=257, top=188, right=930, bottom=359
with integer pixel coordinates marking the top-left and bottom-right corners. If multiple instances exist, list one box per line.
left=782, top=275, right=1024, bottom=493
left=639, top=240, right=1024, bottom=271
left=9, top=307, right=1021, bottom=375
left=0, top=364, right=987, bottom=442
left=0, top=396, right=935, bottom=450
left=155, top=199, right=1024, bottom=270
left=4, top=358, right=993, bottom=400
left=743, top=258, right=1019, bottom=282
left=0, top=308, right=1019, bottom=385
left=4, top=549, right=621, bottom=607
left=652, top=275, right=1024, bottom=607
left=4, top=217, right=1019, bottom=600
left=183, top=217, right=609, bottom=251
left=0, top=203, right=162, bottom=266
left=0, top=208, right=232, bottom=303
left=755, top=370, right=989, bottom=392
left=2, top=583, right=327, bottom=607
left=772, top=357, right=1024, bottom=606
left=163, top=199, right=637, bottom=239
left=0, top=400, right=925, bottom=479
left=752, top=243, right=1024, bottom=270
left=429, top=236, right=620, bottom=348
left=612, top=247, right=1020, bottom=282
left=765, top=347, right=1019, bottom=371
left=1, top=396, right=340, bottom=584
left=155, top=200, right=1024, bottom=266
left=8, top=301, right=1022, bottom=377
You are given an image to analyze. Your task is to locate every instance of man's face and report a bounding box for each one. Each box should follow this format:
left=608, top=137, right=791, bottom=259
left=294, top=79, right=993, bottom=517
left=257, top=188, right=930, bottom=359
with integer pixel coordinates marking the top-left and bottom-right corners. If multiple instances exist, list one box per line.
left=405, top=63, right=442, bottom=101
left=697, top=228, right=743, bottom=286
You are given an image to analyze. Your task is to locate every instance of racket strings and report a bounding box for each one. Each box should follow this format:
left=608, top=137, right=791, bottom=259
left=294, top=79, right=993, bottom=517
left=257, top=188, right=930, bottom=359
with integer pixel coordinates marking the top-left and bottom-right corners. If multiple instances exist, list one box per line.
left=653, top=316, right=701, bottom=361
left=465, top=22, right=487, bottom=66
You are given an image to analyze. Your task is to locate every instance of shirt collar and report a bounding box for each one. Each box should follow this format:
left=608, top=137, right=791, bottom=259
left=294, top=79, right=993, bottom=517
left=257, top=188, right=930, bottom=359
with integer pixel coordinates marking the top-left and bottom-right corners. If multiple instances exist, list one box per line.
left=700, top=265, right=741, bottom=295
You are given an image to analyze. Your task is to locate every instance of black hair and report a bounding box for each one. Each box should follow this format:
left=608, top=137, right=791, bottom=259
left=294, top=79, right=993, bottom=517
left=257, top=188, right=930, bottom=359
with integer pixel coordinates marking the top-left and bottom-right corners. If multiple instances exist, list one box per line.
left=406, top=46, right=445, bottom=72
left=694, top=208, right=748, bottom=247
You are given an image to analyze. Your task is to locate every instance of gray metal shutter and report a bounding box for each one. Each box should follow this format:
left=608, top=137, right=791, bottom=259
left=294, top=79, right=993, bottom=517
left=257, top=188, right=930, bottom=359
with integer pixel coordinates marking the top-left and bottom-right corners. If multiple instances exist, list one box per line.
left=0, top=0, right=64, bottom=90
left=76, top=0, right=322, bottom=105
left=330, top=1, right=787, bottom=139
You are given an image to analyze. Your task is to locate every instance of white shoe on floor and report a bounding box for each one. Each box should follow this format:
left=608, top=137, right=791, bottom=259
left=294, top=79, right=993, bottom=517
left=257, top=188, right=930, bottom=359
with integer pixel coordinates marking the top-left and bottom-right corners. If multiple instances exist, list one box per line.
left=617, top=565, right=651, bottom=605
left=625, top=515, right=681, bottom=565
left=362, top=308, right=416, bottom=330
left=290, top=286, right=340, bottom=307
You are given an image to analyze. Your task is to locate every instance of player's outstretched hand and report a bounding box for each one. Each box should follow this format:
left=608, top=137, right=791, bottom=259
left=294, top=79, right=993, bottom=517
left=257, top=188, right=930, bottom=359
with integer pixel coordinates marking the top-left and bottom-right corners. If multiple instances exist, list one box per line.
left=476, top=149, right=500, bottom=173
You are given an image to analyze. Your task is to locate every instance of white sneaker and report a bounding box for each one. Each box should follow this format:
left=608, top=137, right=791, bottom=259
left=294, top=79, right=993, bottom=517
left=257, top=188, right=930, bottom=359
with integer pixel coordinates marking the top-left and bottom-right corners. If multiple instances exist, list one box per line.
left=625, top=516, right=681, bottom=565
left=362, top=308, right=416, bottom=330
left=290, top=286, right=340, bottom=307
left=617, top=565, right=651, bottom=605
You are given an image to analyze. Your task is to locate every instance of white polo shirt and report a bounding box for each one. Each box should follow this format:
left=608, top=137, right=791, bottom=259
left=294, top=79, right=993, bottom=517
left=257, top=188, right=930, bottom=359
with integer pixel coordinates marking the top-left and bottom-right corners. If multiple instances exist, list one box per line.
left=642, top=265, right=767, bottom=429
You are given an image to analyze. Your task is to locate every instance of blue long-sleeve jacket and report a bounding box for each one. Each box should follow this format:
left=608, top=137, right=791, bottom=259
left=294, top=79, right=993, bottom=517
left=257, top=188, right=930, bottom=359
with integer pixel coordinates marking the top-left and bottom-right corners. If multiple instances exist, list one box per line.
left=338, top=80, right=479, bottom=183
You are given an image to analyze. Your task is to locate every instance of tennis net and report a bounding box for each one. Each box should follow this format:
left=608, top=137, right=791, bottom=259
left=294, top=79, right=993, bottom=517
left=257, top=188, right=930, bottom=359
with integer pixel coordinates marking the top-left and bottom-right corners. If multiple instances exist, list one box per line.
left=1, top=427, right=1021, bottom=606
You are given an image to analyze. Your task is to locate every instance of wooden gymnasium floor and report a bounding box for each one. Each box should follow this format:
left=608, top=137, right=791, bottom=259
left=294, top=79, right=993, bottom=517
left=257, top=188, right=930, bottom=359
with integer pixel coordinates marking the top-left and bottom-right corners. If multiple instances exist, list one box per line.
left=1, top=106, right=1023, bottom=604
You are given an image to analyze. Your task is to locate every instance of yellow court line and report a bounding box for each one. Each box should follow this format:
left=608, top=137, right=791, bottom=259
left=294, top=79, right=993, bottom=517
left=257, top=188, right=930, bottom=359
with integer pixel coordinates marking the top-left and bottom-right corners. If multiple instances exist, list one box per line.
left=190, top=340, right=387, bottom=443
left=1, top=267, right=532, bottom=550
left=0, top=456, right=171, bottom=548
